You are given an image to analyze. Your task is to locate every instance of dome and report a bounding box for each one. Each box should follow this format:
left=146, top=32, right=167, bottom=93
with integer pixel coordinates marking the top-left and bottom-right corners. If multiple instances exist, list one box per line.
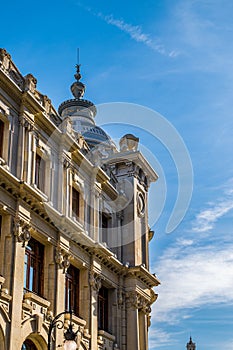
left=82, top=125, right=113, bottom=148
left=58, top=64, right=114, bottom=150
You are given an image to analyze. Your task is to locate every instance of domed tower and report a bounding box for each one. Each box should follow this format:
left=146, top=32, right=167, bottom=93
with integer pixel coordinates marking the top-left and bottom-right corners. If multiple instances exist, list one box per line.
left=58, top=64, right=115, bottom=151
left=186, top=336, right=196, bottom=350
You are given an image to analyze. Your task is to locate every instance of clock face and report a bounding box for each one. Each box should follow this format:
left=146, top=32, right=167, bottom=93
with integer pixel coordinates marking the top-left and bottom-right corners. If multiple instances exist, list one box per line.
left=137, top=192, right=145, bottom=216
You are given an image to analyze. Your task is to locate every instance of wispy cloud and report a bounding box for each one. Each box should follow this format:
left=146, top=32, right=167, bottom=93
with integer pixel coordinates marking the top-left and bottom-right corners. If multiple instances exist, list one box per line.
left=149, top=179, right=233, bottom=348
left=152, top=242, right=233, bottom=324
left=149, top=327, right=181, bottom=348
left=98, top=13, right=167, bottom=55
left=192, top=200, right=233, bottom=232
left=77, top=2, right=179, bottom=57
left=192, top=183, right=233, bottom=232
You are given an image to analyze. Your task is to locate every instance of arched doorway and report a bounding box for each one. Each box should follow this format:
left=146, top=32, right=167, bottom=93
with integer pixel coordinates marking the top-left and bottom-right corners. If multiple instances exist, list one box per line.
left=21, top=339, right=38, bottom=350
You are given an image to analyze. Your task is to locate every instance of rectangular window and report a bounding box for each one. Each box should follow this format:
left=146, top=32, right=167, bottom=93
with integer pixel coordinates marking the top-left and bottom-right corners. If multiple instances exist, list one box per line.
left=24, top=238, right=44, bottom=296
left=98, top=286, right=109, bottom=331
left=65, top=265, right=80, bottom=315
left=0, top=120, right=4, bottom=158
left=101, top=213, right=108, bottom=243
left=35, top=153, right=45, bottom=192
left=72, top=187, right=80, bottom=219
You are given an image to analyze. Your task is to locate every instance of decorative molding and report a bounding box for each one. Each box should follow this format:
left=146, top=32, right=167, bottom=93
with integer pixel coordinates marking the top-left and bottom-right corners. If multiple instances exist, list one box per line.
left=24, top=73, right=37, bottom=94
left=126, top=291, right=139, bottom=309
left=89, top=270, right=102, bottom=292
left=19, top=115, right=34, bottom=131
left=13, top=216, right=31, bottom=247
left=54, top=247, right=72, bottom=273
left=126, top=291, right=155, bottom=314
left=117, top=288, right=124, bottom=307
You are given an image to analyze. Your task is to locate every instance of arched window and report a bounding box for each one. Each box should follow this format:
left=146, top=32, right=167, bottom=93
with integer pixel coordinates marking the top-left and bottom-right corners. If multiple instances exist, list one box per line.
left=21, top=339, right=37, bottom=350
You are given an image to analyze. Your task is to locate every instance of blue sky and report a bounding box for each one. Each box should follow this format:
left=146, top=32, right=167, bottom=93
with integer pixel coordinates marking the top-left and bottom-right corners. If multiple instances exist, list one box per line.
left=1, top=0, right=233, bottom=349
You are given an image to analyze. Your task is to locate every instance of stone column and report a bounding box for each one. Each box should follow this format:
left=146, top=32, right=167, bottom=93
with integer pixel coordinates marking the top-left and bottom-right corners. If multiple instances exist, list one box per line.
left=139, top=310, right=148, bottom=350
left=0, top=214, right=12, bottom=290
left=16, top=116, right=25, bottom=180
left=79, top=269, right=90, bottom=328
left=126, top=291, right=140, bottom=350
left=54, top=246, right=71, bottom=349
left=90, top=182, right=100, bottom=242
left=9, top=217, right=31, bottom=350
left=116, top=211, right=124, bottom=261
left=89, top=270, right=101, bottom=350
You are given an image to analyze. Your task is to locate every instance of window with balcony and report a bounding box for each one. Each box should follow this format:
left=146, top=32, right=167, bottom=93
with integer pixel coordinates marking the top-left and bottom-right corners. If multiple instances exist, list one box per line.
left=72, top=187, right=80, bottom=220
left=35, top=153, right=45, bottom=192
left=24, top=237, right=44, bottom=296
left=98, top=286, right=109, bottom=331
left=65, top=264, right=80, bottom=315
left=0, top=119, right=4, bottom=158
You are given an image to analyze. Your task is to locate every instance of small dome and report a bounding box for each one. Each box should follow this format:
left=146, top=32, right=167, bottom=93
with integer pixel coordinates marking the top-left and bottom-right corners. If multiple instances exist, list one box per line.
left=58, top=64, right=114, bottom=150
left=82, top=125, right=112, bottom=147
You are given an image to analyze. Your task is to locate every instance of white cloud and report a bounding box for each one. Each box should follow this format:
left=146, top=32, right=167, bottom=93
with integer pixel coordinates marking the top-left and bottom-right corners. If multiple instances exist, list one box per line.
left=192, top=183, right=233, bottom=233
left=99, top=13, right=167, bottom=55
left=77, top=2, right=177, bottom=57
left=152, top=242, right=233, bottom=324
left=149, top=327, right=179, bottom=348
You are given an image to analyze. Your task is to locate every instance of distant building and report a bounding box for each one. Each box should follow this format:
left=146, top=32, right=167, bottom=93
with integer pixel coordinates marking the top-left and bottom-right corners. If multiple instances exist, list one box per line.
left=0, top=49, right=160, bottom=350
left=186, top=336, right=196, bottom=350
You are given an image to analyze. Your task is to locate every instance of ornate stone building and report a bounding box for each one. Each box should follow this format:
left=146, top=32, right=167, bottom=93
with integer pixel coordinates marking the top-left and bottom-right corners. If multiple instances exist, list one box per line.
left=0, top=48, right=160, bottom=350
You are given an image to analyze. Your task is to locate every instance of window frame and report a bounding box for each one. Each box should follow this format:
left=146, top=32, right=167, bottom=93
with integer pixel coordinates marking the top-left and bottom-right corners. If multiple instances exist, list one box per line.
left=65, top=264, right=80, bottom=316
left=98, top=286, right=109, bottom=331
left=24, top=237, right=44, bottom=297
left=34, top=153, right=46, bottom=192
left=72, top=186, right=80, bottom=220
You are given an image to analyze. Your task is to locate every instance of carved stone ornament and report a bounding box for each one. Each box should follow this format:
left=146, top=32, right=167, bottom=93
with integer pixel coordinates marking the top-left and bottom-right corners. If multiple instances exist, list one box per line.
left=13, top=217, right=31, bottom=247
left=89, top=271, right=102, bottom=292
left=0, top=48, right=11, bottom=70
left=117, top=288, right=124, bottom=307
left=126, top=291, right=139, bottom=309
left=126, top=291, right=152, bottom=314
left=19, top=115, right=34, bottom=131
left=24, top=73, right=37, bottom=93
left=55, top=247, right=72, bottom=273
left=138, top=296, right=151, bottom=314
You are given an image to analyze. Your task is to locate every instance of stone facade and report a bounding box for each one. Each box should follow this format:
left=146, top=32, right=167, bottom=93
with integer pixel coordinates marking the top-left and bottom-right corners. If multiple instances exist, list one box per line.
left=0, top=48, right=160, bottom=350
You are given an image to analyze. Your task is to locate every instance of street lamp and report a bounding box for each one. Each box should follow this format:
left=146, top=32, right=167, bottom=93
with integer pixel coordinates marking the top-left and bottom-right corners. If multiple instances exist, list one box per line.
left=48, top=310, right=78, bottom=350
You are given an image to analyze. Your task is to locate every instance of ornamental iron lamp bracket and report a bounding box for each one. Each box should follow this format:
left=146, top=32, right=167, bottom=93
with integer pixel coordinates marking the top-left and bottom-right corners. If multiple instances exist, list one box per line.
left=48, top=310, right=78, bottom=350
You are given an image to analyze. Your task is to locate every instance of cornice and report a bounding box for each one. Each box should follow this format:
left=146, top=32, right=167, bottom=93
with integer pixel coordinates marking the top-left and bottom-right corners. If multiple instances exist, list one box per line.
left=104, top=150, right=158, bottom=183
left=127, top=265, right=160, bottom=288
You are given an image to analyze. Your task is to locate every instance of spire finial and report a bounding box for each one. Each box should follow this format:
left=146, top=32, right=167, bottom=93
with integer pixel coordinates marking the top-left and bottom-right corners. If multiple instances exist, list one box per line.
left=70, top=48, right=85, bottom=99
left=74, top=63, right=82, bottom=81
